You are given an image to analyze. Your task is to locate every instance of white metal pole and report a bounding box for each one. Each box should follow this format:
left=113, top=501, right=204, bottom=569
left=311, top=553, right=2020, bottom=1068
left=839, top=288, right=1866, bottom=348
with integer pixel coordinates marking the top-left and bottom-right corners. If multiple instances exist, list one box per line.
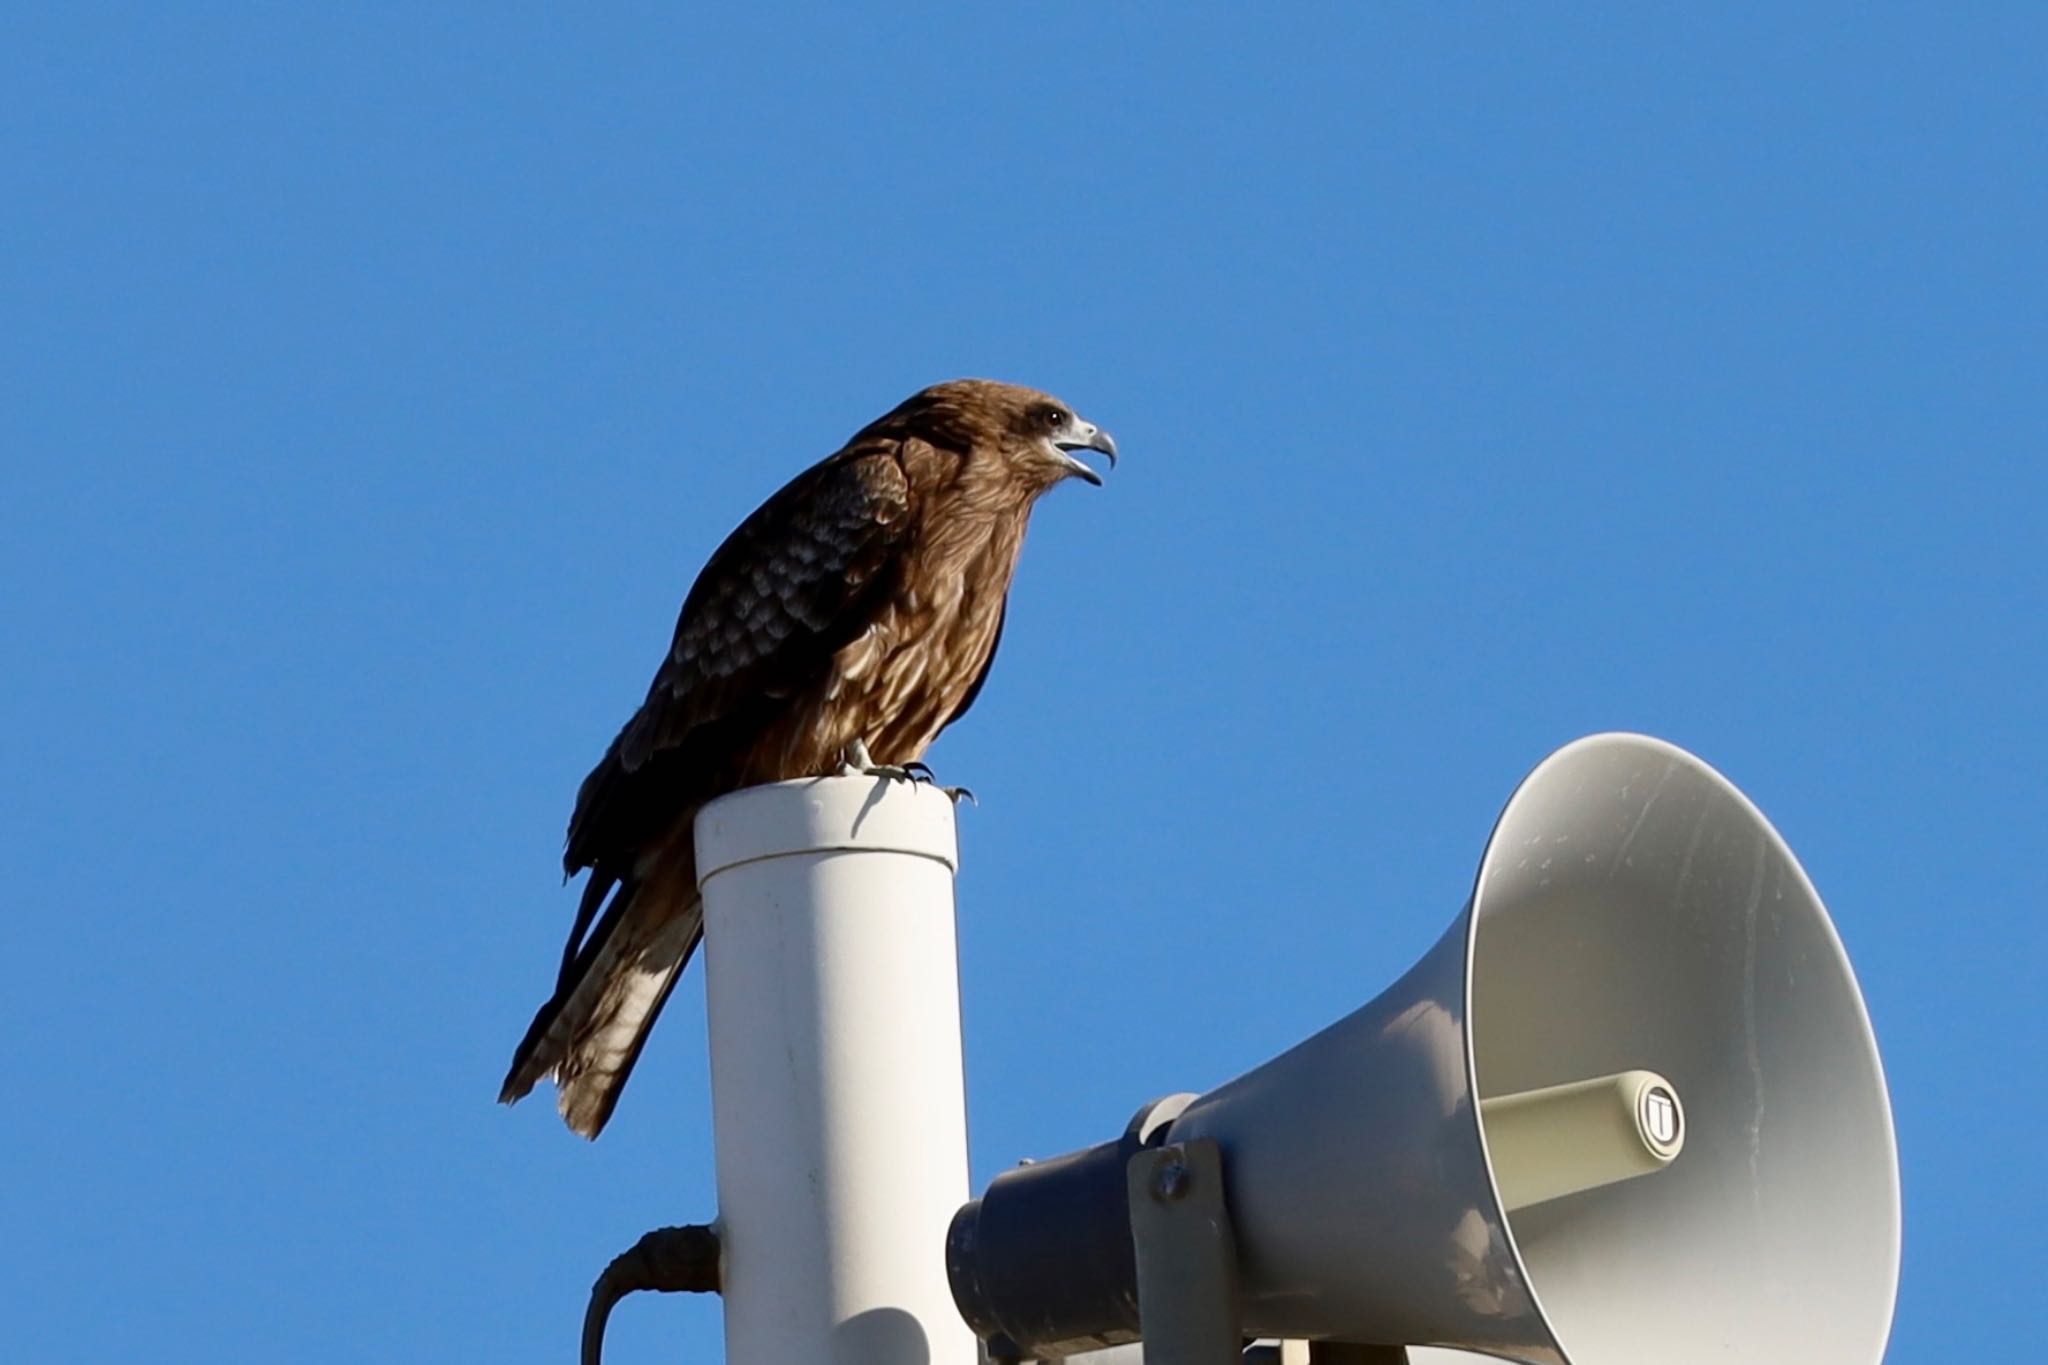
left=695, top=775, right=975, bottom=1365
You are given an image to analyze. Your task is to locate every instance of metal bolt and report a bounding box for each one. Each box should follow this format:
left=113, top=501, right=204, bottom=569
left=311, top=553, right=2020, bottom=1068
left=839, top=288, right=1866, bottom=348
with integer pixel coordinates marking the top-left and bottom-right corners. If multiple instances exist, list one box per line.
left=1152, top=1157, right=1192, bottom=1202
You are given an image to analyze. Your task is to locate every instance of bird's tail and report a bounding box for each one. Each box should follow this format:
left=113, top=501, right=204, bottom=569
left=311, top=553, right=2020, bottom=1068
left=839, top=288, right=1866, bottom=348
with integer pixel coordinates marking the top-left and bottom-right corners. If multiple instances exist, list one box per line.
left=500, top=876, right=703, bottom=1139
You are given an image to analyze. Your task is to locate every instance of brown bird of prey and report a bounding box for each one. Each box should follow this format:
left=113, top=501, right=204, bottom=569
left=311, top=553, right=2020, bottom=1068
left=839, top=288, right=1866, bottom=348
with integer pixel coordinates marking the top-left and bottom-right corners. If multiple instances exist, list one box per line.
left=500, top=379, right=1117, bottom=1137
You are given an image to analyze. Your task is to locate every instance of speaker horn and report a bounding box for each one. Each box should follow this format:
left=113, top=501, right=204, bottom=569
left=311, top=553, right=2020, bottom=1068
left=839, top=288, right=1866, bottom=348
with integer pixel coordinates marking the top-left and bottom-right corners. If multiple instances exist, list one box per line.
left=949, top=733, right=1900, bottom=1364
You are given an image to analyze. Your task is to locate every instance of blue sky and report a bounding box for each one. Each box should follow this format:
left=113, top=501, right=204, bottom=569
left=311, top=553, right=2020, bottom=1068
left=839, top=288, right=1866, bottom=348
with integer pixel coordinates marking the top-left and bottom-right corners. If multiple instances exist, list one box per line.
left=3, top=5, right=2041, bottom=1361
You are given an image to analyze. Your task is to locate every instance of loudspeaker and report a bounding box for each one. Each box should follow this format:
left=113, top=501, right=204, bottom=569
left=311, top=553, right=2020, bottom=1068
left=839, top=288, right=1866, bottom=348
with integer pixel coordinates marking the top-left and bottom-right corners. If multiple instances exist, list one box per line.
left=950, top=733, right=1899, bottom=1364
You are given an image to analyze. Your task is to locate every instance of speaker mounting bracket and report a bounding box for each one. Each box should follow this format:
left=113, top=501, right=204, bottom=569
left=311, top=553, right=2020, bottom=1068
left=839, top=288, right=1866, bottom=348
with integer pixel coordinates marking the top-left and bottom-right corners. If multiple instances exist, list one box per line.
left=1126, top=1138, right=1243, bottom=1365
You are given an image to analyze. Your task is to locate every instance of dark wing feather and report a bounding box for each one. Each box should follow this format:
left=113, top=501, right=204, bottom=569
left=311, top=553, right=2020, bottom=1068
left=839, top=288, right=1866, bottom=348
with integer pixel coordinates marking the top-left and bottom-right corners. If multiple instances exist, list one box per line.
left=563, top=445, right=917, bottom=879
left=510, top=439, right=928, bottom=1135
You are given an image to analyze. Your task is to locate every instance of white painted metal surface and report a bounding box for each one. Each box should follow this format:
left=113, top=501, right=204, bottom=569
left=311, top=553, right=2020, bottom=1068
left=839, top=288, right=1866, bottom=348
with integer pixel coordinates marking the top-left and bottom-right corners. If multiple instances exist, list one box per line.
left=696, top=775, right=975, bottom=1365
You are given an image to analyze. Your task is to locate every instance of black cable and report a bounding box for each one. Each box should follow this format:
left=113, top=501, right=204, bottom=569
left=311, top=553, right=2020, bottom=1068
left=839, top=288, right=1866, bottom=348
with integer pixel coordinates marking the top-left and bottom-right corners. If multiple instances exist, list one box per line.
left=581, top=1224, right=721, bottom=1365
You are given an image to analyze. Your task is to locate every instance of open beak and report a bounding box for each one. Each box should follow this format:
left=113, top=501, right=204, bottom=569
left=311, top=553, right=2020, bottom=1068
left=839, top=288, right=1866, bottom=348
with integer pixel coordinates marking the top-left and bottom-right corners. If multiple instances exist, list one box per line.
left=1054, top=419, right=1119, bottom=486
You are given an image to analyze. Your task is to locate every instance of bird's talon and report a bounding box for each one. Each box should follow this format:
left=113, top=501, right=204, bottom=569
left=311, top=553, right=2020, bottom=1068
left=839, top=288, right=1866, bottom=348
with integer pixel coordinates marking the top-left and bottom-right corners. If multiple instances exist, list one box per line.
left=902, top=761, right=937, bottom=784
left=944, top=785, right=977, bottom=806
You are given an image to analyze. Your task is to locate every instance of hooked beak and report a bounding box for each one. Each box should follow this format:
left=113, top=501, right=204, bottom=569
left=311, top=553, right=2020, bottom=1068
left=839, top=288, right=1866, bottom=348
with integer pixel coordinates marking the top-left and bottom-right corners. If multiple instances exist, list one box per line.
left=1054, top=418, right=1118, bottom=486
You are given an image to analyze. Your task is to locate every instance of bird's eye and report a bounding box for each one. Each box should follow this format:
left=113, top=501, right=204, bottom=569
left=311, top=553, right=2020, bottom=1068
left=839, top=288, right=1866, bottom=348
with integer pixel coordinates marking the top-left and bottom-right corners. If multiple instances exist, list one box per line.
left=1042, top=408, right=1067, bottom=430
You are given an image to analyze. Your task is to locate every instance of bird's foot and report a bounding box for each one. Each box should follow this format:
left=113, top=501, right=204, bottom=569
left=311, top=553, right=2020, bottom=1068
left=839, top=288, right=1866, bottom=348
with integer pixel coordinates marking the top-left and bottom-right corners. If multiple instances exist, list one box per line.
left=839, top=740, right=975, bottom=804
left=838, top=737, right=918, bottom=784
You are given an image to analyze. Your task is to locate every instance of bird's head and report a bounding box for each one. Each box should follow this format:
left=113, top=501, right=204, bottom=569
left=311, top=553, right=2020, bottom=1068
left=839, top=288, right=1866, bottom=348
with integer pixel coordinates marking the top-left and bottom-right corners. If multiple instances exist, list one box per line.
left=877, top=379, right=1119, bottom=490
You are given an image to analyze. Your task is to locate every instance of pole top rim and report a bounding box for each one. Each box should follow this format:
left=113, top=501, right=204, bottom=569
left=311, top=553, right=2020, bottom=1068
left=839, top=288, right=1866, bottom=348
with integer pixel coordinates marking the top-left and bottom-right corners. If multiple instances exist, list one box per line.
left=695, top=775, right=961, bottom=884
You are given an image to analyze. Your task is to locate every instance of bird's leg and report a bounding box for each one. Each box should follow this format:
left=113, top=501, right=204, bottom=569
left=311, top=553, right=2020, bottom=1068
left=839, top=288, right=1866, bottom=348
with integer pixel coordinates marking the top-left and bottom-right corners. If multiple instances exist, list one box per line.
left=839, top=736, right=917, bottom=783
left=838, top=739, right=976, bottom=804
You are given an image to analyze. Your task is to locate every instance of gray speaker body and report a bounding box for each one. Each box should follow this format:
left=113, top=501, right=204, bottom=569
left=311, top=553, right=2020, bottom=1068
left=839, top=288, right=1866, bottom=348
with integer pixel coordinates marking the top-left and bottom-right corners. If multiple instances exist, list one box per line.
left=1165, top=732, right=1899, bottom=1363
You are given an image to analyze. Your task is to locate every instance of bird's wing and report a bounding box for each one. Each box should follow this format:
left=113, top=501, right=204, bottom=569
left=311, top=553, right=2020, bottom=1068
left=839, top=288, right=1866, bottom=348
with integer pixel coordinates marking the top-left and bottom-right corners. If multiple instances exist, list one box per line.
left=565, top=444, right=917, bottom=874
